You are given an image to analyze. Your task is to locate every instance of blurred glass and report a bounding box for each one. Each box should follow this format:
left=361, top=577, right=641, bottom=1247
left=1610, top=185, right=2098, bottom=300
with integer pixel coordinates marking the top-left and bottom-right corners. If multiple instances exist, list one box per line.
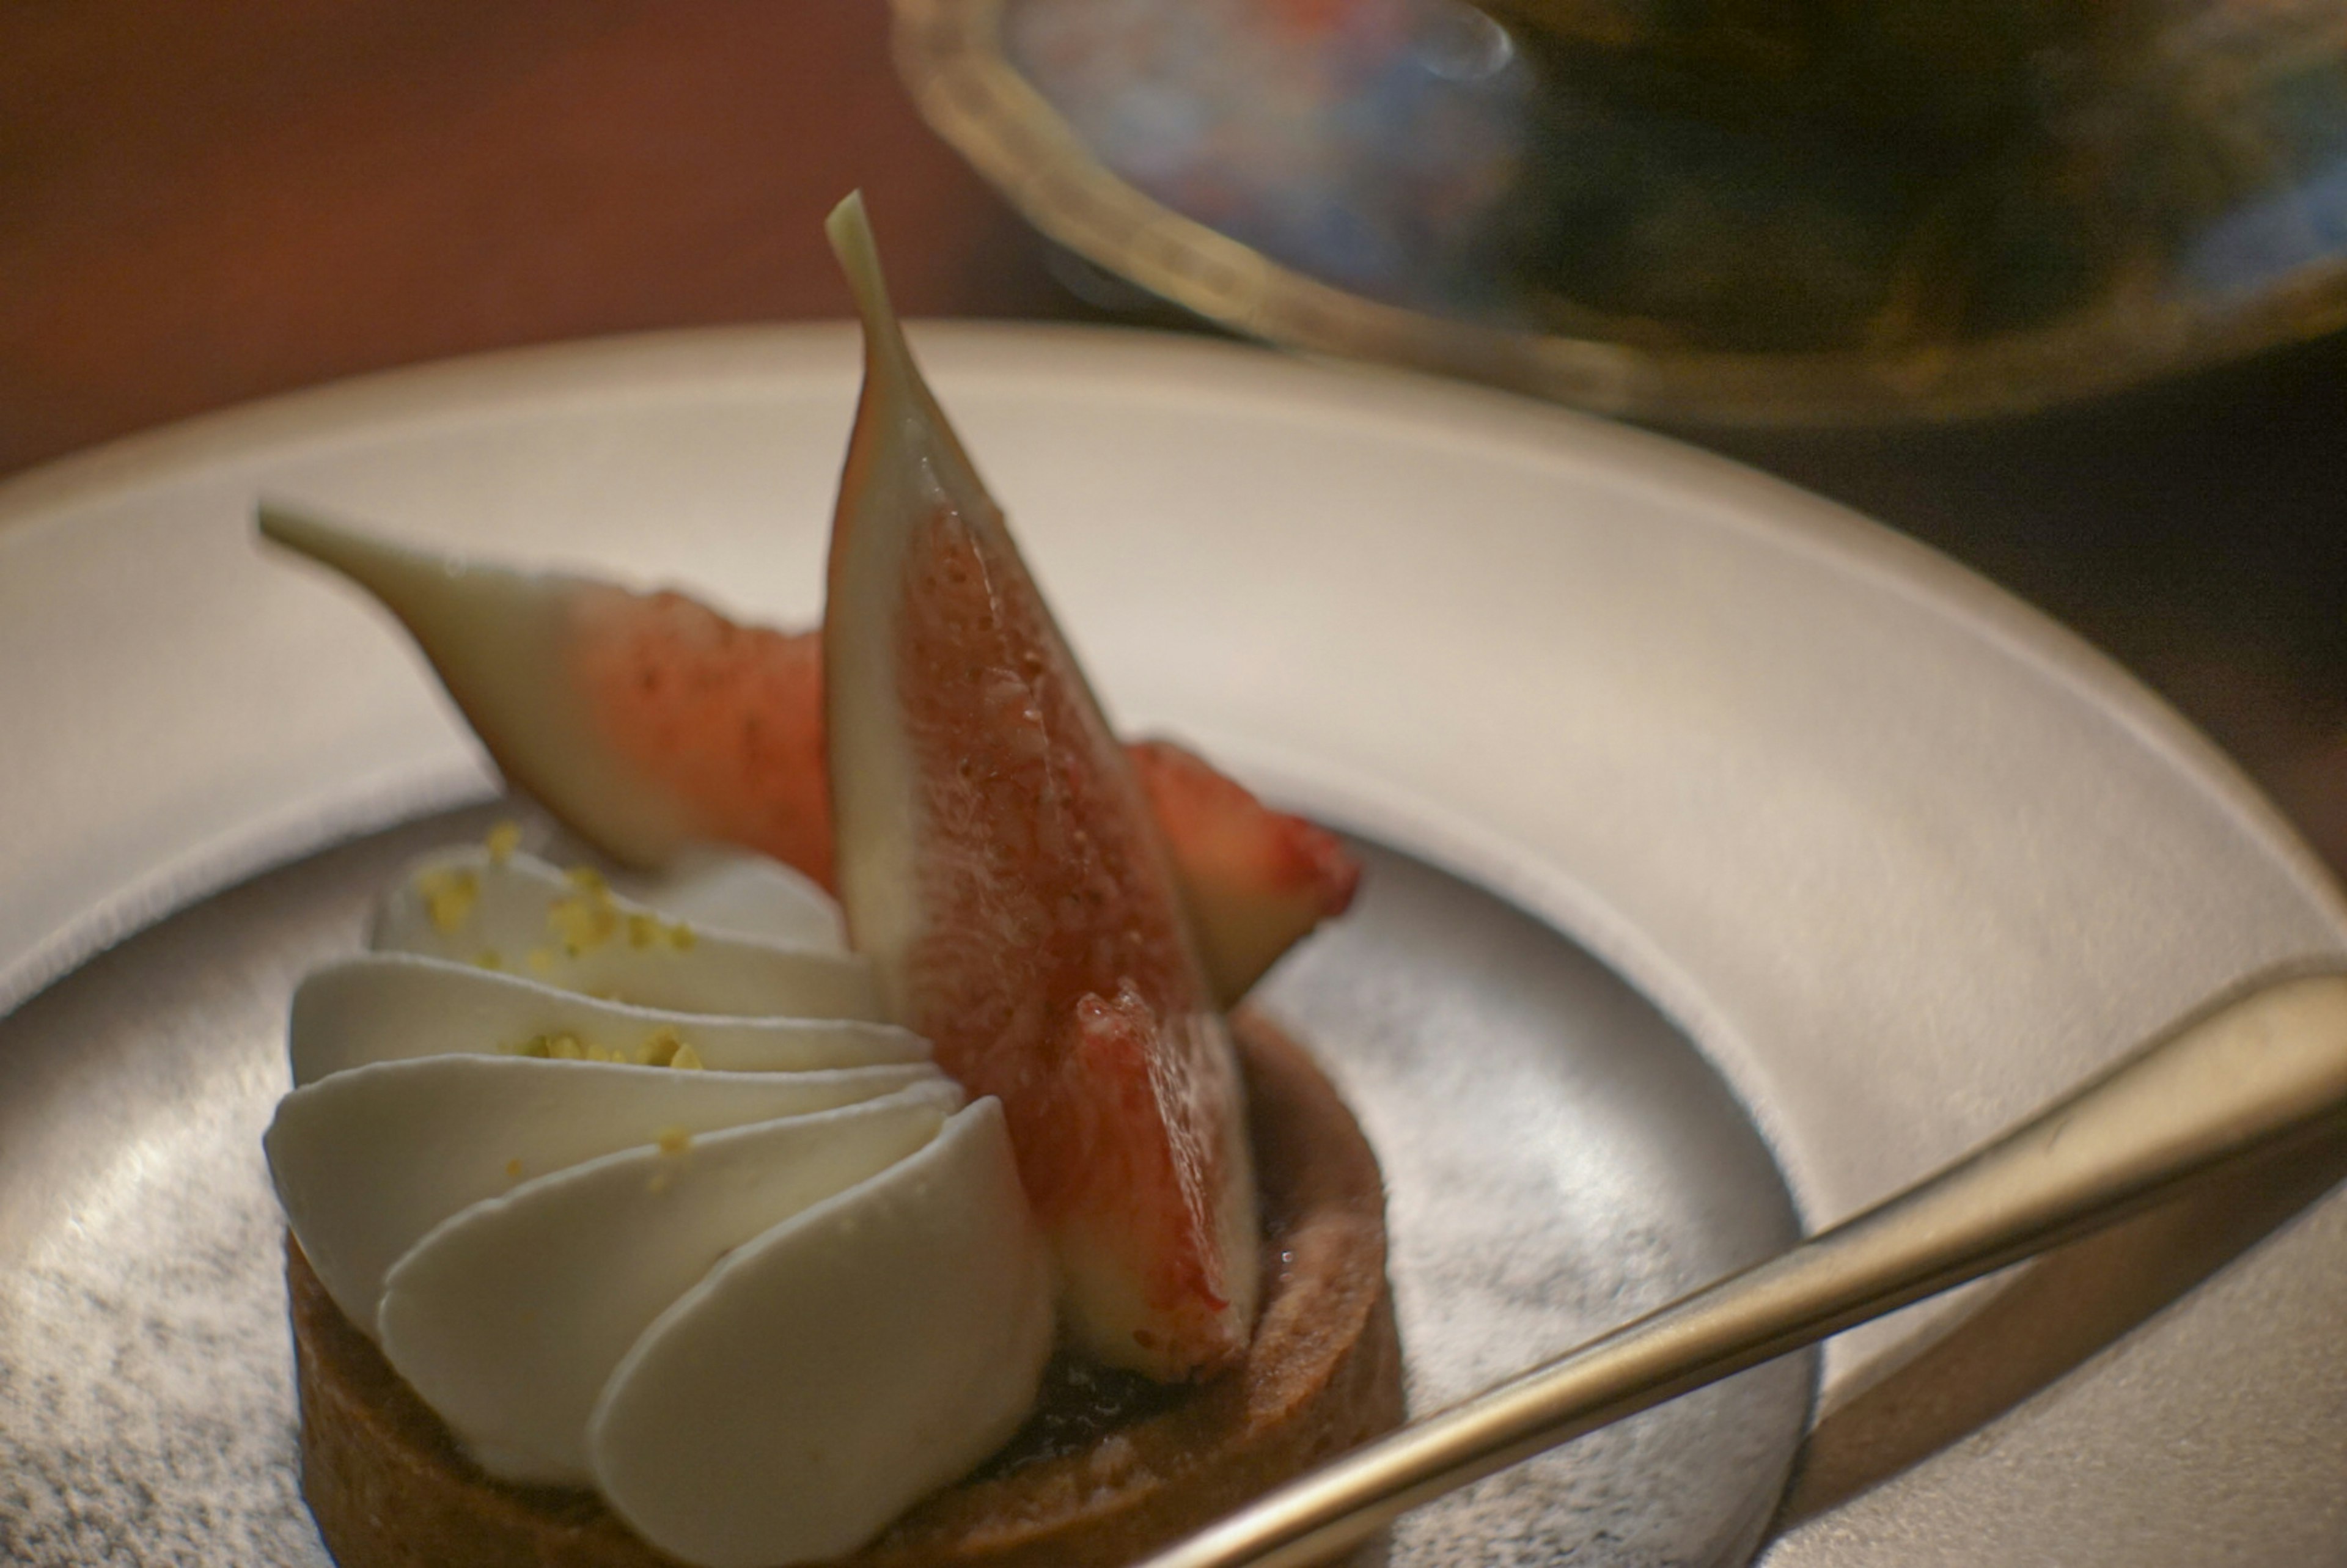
left=899, top=0, right=2347, bottom=420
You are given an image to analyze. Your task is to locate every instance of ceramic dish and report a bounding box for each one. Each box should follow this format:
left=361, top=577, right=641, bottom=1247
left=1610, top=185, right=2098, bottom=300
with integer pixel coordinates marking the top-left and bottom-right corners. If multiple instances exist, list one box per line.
left=1, top=324, right=2342, bottom=1565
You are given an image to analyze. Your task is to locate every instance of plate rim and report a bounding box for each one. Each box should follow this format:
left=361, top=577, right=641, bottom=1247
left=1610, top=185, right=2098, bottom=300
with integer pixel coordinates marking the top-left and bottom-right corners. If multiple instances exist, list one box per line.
left=7, top=317, right=2336, bottom=939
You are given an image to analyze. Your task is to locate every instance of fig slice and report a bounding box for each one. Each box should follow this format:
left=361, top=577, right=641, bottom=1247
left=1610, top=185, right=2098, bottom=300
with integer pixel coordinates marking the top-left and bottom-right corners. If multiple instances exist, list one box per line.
left=257, top=506, right=829, bottom=881
left=259, top=512, right=1355, bottom=1005
left=823, top=192, right=1258, bottom=1377
left=1131, top=739, right=1362, bottom=1002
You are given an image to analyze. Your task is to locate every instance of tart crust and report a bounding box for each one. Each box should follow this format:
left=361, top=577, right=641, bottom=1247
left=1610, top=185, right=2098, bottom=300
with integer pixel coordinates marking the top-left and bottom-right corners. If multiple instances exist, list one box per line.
left=288, top=1009, right=1404, bottom=1568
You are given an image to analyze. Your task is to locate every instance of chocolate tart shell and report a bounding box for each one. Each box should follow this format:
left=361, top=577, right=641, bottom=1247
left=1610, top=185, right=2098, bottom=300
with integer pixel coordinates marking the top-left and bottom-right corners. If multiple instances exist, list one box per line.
left=288, top=1009, right=1404, bottom=1568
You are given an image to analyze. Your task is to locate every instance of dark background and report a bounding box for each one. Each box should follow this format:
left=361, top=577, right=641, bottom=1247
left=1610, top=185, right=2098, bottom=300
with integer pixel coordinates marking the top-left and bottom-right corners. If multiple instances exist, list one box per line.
left=7, top=1, right=2345, bottom=871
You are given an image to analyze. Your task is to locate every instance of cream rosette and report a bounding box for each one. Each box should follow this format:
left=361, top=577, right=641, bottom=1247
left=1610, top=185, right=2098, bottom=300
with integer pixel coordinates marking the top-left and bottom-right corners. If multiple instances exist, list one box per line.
left=266, top=838, right=1055, bottom=1568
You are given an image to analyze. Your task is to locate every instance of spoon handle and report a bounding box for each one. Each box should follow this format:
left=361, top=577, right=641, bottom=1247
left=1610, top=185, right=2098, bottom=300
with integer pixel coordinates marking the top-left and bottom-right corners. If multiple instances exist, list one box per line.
left=1141, top=967, right=2347, bottom=1568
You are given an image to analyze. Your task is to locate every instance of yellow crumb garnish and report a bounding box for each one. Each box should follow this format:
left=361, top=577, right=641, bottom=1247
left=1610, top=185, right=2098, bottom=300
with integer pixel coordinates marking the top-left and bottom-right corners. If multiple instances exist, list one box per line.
left=669, top=921, right=697, bottom=952
left=656, top=1125, right=692, bottom=1155
left=485, top=821, right=523, bottom=865
left=564, top=864, right=608, bottom=893
left=547, top=1033, right=584, bottom=1061
left=548, top=883, right=621, bottom=954
left=527, top=947, right=556, bottom=975
left=503, top=1157, right=523, bottom=1179
left=416, top=867, right=479, bottom=934
left=669, top=1041, right=706, bottom=1072
left=627, top=912, right=662, bottom=950
left=638, top=1027, right=684, bottom=1067
left=473, top=948, right=504, bottom=971
left=506, top=1035, right=551, bottom=1058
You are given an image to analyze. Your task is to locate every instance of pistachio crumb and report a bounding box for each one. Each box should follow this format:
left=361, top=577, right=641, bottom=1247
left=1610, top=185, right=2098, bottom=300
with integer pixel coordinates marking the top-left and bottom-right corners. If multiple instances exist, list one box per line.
left=639, top=1027, right=683, bottom=1067
left=656, top=1125, right=691, bottom=1155
left=485, top=821, right=523, bottom=864
left=669, top=1041, right=706, bottom=1072
left=548, top=888, right=620, bottom=954
left=416, top=867, right=479, bottom=934
left=472, top=948, right=504, bottom=971
left=503, top=1157, right=523, bottom=1179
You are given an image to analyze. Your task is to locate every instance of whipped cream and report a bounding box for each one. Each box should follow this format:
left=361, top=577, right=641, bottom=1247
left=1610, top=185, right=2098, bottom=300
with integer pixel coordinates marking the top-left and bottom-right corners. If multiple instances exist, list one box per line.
left=266, top=838, right=1056, bottom=1568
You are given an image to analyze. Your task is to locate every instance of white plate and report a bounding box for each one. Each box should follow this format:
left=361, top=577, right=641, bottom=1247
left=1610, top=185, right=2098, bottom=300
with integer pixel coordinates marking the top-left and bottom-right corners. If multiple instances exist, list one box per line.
left=2, top=324, right=2343, bottom=1564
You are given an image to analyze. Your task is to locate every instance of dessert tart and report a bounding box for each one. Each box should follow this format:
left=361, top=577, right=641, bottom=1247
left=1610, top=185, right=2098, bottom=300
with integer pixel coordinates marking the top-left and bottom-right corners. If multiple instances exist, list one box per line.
left=287, top=1009, right=1398, bottom=1568
left=260, top=194, right=1400, bottom=1568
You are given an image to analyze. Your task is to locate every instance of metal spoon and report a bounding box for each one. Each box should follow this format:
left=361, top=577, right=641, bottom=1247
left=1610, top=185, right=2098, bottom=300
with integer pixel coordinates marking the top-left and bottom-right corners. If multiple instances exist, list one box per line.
left=1139, top=965, right=2347, bottom=1568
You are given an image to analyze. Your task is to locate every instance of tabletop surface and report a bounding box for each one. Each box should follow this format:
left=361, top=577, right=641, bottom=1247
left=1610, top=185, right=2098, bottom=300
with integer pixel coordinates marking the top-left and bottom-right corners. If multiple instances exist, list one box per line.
left=6, top=0, right=2346, bottom=886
